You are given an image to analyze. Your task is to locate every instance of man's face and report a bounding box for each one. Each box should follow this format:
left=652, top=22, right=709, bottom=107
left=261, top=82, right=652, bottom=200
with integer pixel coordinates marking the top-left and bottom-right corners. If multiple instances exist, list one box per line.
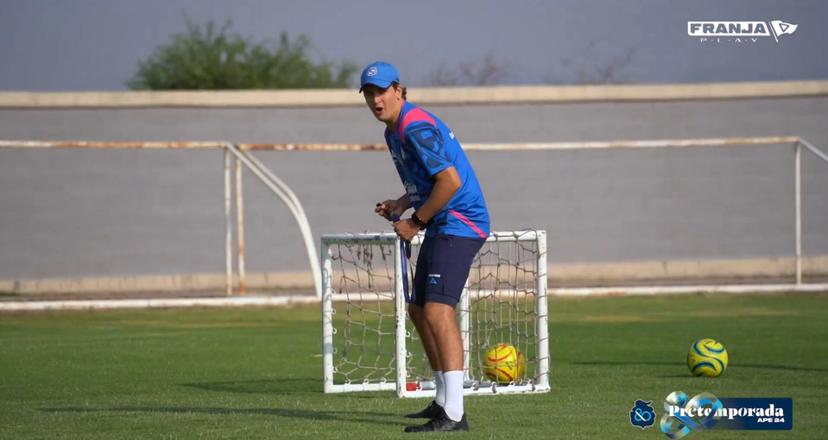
left=362, top=84, right=403, bottom=125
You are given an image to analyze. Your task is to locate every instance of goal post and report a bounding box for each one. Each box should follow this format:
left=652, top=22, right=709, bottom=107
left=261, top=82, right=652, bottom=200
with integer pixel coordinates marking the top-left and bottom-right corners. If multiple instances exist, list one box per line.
left=321, top=230, right=550, bottom=398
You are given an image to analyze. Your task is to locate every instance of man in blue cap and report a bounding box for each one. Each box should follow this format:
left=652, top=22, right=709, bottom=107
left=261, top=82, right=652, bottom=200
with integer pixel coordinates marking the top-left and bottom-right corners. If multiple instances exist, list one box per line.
left=360, top=61, right=491, bottom=433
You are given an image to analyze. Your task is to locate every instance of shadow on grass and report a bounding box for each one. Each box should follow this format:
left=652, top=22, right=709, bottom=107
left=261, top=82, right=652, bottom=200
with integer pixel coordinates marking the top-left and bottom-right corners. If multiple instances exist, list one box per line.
left=180, top=378, right=323, bottom=395
left=573, top=360, right=828, bottom=373
left=40, top=406, right=406, bottom=427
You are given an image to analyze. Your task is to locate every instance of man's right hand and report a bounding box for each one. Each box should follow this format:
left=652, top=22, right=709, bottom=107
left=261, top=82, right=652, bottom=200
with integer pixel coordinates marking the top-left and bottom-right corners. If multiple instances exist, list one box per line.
left=375, top=199, right=404, bottom=221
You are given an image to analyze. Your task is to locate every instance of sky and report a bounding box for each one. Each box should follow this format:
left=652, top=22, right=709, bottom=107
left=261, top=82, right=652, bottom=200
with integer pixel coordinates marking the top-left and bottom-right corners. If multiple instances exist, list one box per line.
left=0, top=0, right=826, bottom=91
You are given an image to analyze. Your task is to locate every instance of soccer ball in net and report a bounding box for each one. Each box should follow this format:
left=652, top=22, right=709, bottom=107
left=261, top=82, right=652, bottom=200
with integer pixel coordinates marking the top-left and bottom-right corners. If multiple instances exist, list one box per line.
left=515, top=350, right=527, bottom=380
left=687, top=338, right=728, bottom=377
left=482, top=343, right=523, bottom=384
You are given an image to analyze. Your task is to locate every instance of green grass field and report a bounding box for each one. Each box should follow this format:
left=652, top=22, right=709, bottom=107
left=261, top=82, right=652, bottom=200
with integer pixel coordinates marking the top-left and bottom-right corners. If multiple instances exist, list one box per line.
left=2, top=293, right=826, bottom=439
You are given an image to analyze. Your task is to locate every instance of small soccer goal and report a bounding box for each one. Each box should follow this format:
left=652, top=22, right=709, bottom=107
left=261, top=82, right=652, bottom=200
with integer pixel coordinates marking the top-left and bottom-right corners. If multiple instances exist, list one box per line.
left=321, top=230, right=549, bottom=398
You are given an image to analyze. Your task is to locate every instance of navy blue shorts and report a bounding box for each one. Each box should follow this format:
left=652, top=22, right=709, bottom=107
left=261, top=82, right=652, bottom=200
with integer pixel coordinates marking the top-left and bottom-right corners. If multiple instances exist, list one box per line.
left=411, top=234, right=486, bottom=308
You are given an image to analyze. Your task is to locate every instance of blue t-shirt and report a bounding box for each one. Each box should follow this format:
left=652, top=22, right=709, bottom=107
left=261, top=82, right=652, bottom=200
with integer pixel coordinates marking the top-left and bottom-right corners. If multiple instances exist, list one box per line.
left=384, top=101, right=490, bottom=239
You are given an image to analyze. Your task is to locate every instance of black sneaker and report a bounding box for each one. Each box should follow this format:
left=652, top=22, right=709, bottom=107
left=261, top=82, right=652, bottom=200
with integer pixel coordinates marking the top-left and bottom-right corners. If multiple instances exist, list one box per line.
left=404, top=400, right=444, bottom=419
left=404, top=408, right=468, bottom=433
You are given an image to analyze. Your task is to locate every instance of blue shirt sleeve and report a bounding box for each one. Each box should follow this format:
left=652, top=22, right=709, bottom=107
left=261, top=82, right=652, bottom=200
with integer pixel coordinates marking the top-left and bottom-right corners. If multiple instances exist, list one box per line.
left=405, top=123, right=453, bottom=177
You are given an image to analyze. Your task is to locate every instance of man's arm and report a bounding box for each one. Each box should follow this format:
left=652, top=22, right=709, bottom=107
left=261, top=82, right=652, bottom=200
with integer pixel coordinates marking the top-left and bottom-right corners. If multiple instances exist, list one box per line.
left=414, top=167, right=460, bottom=223
left=397, top=194, right=412, bottom=212
left=393, top=167, right=460, bottom=241
left=376, top=194, right=411, bottom=220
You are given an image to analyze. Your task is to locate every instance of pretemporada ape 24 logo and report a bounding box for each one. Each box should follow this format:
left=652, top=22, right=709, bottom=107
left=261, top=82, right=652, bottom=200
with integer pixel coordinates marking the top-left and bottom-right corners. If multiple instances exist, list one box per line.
left=629, top=391, right=793, bottom=438
left=659, top=391, right=792, bottom=439
left=688, top=20, right=798, bottom=43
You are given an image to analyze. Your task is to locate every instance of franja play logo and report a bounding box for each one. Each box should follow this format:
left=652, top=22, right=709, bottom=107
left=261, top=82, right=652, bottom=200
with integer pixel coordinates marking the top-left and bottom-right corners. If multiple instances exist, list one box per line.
left=688, top=20, right=798, bottom=43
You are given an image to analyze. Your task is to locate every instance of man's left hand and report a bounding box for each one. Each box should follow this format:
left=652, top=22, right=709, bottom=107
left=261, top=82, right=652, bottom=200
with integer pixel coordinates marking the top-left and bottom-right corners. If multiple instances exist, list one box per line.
left=393, top=219, right=419, bottom=242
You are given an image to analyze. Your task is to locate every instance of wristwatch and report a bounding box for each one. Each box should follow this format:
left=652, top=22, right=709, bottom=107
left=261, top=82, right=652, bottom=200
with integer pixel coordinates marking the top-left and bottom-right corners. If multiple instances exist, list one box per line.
left=411, top=213, right=428, bottom=230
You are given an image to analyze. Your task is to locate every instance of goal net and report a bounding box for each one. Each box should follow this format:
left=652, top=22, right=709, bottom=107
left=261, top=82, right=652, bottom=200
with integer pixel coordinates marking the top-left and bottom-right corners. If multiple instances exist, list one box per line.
left=321, top=230, right=549, bottom=398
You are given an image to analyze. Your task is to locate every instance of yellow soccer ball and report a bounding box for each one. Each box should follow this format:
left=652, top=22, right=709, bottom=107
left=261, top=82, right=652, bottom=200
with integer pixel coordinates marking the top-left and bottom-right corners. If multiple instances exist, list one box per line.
left=483, top=343, right=519, bottom=384
left=687, top=338, right=729, bottom=377
left=515, top=350, right=527, bottom=380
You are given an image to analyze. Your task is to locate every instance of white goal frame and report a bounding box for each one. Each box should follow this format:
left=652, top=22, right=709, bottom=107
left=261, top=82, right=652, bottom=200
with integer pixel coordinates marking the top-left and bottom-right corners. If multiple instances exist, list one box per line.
left=321, top=230, right=549, bottom=398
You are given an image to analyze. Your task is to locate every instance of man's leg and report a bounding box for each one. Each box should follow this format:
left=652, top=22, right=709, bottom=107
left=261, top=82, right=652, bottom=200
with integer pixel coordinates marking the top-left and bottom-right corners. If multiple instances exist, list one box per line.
left=408, top=304, right=446, bottom=409
left=406, top=235, right=447, bottom=418
left=423, top=302, right=464, bottom=422
left=408, top=304, right=443, bottom=372
left=404, top=235, right=481, bottom=432
left=422, top=303, right=463, bottom=370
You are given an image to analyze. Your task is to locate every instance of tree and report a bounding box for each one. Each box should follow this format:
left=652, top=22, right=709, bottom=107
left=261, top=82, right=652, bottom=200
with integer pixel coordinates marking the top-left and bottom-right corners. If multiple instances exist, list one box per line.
left=126, top=21, right=357, bottom=90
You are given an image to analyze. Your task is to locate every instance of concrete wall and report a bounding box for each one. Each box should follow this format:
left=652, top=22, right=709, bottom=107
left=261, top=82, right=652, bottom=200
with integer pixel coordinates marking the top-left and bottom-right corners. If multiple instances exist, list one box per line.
left=1, top=84, right=826, bottom=291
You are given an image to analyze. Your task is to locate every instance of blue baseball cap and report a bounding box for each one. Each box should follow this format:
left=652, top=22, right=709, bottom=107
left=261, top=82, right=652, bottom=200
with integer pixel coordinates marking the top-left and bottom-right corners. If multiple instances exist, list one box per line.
left=359, top=61, right=400, bottom=93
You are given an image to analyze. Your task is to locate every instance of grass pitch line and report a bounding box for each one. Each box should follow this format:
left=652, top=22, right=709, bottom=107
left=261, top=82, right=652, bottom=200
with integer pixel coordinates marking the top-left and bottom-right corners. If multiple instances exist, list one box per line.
left=0, top=294, right=319, bottom=312
left=552, top=283, right=828, bottom=296
left=3, top=284, right=827, bottom=311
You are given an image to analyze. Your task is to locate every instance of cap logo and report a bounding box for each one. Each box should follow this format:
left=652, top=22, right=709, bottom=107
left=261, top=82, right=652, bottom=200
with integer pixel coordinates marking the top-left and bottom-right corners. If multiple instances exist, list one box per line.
left=367, top=67, right=378, bottom=77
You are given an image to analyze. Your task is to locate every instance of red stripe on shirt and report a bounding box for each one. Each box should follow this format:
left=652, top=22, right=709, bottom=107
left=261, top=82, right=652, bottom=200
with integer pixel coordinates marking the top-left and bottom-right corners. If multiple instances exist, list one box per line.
left=448, top=209, right=488, bottom=239
left=398, top=107, right=436, bottom=143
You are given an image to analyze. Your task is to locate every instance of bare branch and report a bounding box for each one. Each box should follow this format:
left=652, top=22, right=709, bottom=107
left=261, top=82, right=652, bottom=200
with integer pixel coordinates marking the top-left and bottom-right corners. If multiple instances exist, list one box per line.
left=424, top=52, right=507, bottom=86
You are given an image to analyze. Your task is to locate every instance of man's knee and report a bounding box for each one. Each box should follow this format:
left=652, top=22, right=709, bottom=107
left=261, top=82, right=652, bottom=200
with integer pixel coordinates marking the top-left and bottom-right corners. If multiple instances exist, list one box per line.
left=423, top=302, right=454, bottom=327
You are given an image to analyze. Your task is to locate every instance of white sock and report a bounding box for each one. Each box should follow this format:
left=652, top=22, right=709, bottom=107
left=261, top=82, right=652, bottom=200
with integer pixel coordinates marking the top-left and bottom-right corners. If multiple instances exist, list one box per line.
left=443, top=370, right=464, bottom=422
left=433, top=371, right=446, bottom=407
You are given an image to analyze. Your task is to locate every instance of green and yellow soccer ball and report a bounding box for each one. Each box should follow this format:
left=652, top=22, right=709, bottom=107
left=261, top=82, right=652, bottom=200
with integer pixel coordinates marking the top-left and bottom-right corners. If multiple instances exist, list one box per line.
left=687, top=338, right=729, bottom=377
left=483, top=343, right=525, bottom=384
